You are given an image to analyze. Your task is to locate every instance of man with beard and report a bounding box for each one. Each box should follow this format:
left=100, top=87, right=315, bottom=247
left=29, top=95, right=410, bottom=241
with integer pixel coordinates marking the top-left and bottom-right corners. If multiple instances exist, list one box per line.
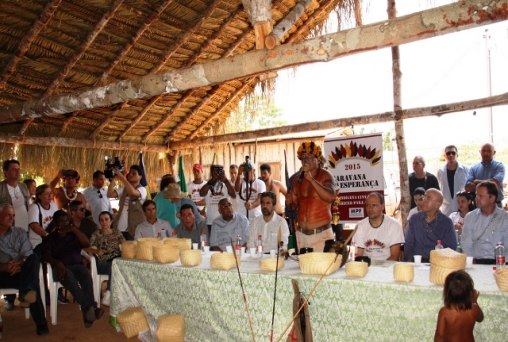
left=286, top=141, right=335, bottom=252
left=259, top=164, right=287, bottom=216
left=248, top=191, right=289, bottom=253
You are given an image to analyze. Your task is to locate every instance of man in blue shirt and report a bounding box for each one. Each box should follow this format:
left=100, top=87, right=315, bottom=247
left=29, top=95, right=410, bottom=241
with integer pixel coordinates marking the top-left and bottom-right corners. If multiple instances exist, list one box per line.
left=210, top=198, right=248, bottom=251
left=404, top=189, right=457, bottom=262
left=462, top=181, right=508, bottom=262
left=0, top=204, right=48, bottom=335
left=465, top=143, right=505, bottom=205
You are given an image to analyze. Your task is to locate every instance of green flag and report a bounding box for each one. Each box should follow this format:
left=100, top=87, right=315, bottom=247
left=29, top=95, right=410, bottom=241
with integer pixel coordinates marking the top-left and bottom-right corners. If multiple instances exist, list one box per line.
left=178, top=155, right=187, bottom=194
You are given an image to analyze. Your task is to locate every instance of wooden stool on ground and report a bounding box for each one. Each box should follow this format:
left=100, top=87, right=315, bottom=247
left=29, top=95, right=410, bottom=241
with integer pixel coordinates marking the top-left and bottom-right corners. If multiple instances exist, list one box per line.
left=156, top=314, right=185, bottom=342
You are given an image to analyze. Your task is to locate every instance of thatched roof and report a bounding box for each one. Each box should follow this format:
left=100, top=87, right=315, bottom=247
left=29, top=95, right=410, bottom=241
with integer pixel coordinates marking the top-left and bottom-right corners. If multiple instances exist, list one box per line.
left=0, top=0, right=358, bottom=151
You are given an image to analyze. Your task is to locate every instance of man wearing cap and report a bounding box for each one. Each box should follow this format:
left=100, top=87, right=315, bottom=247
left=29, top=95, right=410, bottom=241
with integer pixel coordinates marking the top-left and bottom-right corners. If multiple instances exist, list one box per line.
left=83, top=170, right=112, bottom=225
left=50, top=169, right=87, bottom=211
left=187, top=164, right=206, bottom=213
left=286, top=141, right=335, bottom=252
left=437, top=145, right=469, bottom=216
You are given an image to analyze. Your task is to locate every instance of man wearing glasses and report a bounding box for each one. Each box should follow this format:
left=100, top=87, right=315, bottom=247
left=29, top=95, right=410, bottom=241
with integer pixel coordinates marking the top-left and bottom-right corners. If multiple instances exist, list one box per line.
left=83, top=170, right=112, bottom=225
left=437, top=145, right=469, bottom=216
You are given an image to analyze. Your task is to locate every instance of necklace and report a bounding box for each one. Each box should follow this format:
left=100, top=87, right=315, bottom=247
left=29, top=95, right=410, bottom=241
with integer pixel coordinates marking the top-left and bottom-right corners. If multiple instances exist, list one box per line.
left=369, top=215, right=384, bottom=228
left=63, top=187, right=78, bottom=201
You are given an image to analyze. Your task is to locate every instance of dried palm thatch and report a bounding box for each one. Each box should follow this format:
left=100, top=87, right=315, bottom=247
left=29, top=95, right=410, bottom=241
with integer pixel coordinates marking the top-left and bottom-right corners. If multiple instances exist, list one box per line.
left=0, top=0, right=359, bottom=155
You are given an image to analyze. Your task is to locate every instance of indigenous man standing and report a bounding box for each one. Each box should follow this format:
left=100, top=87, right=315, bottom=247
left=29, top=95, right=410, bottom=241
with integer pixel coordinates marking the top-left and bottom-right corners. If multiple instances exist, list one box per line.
left=286, top=141, right=335, bottom=252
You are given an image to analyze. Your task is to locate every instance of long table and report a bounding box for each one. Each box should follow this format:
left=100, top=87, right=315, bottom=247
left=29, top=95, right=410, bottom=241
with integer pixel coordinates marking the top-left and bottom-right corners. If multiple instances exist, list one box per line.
left=110, top=253, right=507, bottom=341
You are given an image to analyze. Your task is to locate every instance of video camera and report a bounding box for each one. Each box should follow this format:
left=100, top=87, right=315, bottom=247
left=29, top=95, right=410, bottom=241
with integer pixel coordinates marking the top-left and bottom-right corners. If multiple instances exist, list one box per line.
left=104, top=156, right=125, bottom=181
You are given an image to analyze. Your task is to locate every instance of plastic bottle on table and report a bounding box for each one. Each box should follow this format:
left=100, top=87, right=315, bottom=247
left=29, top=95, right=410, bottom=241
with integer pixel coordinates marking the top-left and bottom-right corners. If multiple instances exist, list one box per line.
left=256, top=234, right=263, bottom=257
left=160, top=228, right=166, bottom=239
left=235, top=234, right=242, bottom=255
left=200, top=233, right=208, bottom=251
left=435, top=240, right=444, bottom=250
left=495, top=242, right=505, bottom=269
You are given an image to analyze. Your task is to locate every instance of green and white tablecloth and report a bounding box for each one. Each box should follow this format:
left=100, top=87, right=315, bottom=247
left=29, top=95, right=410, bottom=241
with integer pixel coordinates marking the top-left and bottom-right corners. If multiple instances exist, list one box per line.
left=111, top=254, right=508, bottom=341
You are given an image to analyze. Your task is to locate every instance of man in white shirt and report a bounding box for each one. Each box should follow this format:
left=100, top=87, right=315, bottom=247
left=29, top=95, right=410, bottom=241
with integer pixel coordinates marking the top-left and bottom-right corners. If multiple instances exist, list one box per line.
left=437, top=145, right=469, bottom=215
left=352, top=192, right=404, bottom=261
left=235, top=160, right=266, bottom=221
left=134, top=200, right=172, bottom=239
left=83, top=170, right=112, bottom=225
left=0, top=159, right=30, bottom=232
left=187, top=163, right=206, bottom=212
left=248, top=192, right=289, bottom=253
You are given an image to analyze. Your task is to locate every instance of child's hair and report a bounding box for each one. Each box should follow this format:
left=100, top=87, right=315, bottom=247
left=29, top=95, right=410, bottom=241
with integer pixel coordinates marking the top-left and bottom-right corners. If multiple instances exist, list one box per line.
left=443, top=270, right=474, bottom=310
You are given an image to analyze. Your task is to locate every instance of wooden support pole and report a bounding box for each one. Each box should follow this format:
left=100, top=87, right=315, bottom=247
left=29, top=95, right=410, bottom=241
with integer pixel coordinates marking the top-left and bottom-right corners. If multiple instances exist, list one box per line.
left=0, top=0, right=506, bottom=123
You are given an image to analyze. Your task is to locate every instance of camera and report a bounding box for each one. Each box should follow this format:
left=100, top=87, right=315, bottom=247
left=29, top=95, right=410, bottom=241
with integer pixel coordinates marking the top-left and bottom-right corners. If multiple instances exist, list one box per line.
left=104, top=156, right=125, bottom=180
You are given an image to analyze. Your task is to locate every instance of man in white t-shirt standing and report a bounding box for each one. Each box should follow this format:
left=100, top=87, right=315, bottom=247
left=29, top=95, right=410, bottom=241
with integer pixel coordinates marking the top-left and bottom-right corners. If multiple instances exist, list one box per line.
left=352, top=192, right=404, bottom=261
left=107, top=165, right=147, bottom=240
left=235, top=158, right=266, bottom=222
left=187, top=163, right=206, bottom=213
left=0, top=159, right=30, bottom=232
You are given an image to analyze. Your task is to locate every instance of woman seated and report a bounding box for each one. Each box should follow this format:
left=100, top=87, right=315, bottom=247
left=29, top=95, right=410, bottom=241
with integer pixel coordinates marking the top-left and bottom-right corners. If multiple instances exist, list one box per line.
left=86, top=211, right=124, bottom=306
left=449, top=191, right=474, bottom=245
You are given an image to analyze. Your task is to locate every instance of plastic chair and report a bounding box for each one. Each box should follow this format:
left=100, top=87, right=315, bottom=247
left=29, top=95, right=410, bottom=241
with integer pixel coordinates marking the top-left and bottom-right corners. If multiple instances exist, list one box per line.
left=81, top=250, right=109, bottom=305
left=0, top=264, right=46, bottom=321
left=45, top=263, right=64, bottom=325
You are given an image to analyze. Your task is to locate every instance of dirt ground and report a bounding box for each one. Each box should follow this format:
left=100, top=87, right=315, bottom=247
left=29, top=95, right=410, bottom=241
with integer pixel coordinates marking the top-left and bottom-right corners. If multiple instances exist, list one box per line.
left=1, top=301, right=129, bottom=341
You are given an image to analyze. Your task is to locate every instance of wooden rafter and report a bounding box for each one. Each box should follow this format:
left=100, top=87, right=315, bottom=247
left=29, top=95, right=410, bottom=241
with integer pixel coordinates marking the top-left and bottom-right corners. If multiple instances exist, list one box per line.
left=97, top=0, right=174, bottom=85
left=287, top=0, right=342, bottom=43
left=189, top=79, right=257, bottom=140
left=118, top=95, right=162, bottom=141
left=165, top=85, right=222, bottom=141
left=90, top=102, right=129, bottom=139
left=1, top=0, right=506, bottom=123
left=142, top=89, right=193, bottom=142
left=173, top=91, right=508, bottom=150
left=265, top=0, right=313, bottom=49
left=0, top=0, right=63, bottom=90
left=151, top=0, right=224, bottom=74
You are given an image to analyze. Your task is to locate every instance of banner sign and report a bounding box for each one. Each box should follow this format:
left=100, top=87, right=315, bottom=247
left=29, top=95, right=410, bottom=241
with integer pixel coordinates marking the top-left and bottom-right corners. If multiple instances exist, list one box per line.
left=324, top=133, right=384, bottom=222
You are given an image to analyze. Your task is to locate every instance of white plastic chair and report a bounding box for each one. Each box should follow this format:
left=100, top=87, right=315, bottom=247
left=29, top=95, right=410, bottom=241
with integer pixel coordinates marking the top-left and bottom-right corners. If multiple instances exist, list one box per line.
left=0, top=264, right=46, bottom=321
left=81, top=250, right=109, bottom=305
left=45, top=263, right=64, bottom=325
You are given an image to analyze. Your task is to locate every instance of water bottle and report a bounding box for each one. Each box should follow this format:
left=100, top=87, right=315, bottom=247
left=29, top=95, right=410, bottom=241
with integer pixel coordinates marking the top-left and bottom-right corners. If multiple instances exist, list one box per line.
left=435, top=240, right=444, bottom=250
left=200, top=233, right=208, bottom=251
left=256, top=234, right=263, bottom=257
left=495, top=242, right=505, bottom=269
left=159, top=228, right=166, bottom=239
left=456, top=240, right=463, bottom=253
left=235, top=234, right=242, bottom=255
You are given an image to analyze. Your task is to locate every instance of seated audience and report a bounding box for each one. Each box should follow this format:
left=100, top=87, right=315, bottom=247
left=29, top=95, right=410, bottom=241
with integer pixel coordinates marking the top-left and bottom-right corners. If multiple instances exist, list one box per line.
left=134, top=200, right=172, bottom=239
left=209, top=198, right=248, bottom=252
left=0, top=204, right=48, bottom=335
left=42, top=210, right=103, bottom=327
left=404, top=189, right=457, bottom=262
left=247, top=192, right=289, bottom=252
left=407, top=187, right=426, bottom=222
left=87, top=211, right=124, bottom=306
left=462, top=181, right=508, bottom=263
left=69, top=200, right=98, bottom=239
left=174, top=203, right=208, bottom=244
left=449, top=191, right=474, bottom=241
left=352, top=192, right=404, bottom=261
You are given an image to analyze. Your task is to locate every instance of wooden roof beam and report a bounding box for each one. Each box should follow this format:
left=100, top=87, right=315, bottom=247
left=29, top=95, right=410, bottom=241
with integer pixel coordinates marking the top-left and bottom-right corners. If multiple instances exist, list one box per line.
left=172, top=91, right=508, bottom=150
left=265, top=0, right=313, bottom=49
left=89, top=102, right=129, bottom=139
left=0, top=0, right=63, bottom=90
left=1, top=0, right=506, bottom=123
left=118, top=95, right=162, bottom=141
left=0, top=133, right=167, bottom=153
left=151, top=0, right=224, bottom=73
left=165, top=86, right=222, bottom=142
left=189, top=79, right=257, bottom=140
left=97, top=0, right=174, bottom=85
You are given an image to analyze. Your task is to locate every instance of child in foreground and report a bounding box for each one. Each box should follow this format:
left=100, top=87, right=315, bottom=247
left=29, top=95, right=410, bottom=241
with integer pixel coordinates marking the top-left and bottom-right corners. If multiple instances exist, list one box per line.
left=434, top=270, right=484, bottom=342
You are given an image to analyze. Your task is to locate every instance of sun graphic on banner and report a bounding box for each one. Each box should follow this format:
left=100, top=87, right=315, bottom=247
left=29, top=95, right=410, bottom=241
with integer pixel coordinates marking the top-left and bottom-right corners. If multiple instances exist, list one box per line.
left=327, top=141, right=382, bottom=168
